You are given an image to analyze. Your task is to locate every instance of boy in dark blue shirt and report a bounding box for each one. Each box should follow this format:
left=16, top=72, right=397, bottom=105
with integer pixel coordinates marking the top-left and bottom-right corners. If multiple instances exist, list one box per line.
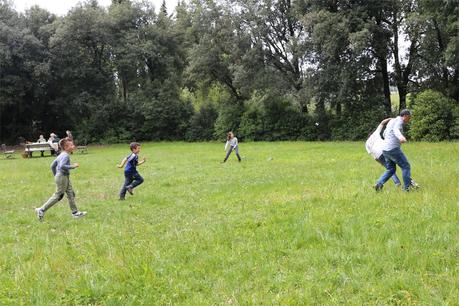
left=118, top=142, right=146, bottom=200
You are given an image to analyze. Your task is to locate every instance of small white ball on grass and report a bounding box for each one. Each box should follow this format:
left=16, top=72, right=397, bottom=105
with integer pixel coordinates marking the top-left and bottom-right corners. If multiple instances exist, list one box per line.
left=315, top=122, right=319, bottom=126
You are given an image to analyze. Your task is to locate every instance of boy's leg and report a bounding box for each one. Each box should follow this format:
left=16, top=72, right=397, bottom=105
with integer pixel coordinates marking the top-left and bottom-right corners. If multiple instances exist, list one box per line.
left=119, top=174, right=133, bottom=199
left=223, top=148, right=233, bottom=162
left=66, top=179, right=78, bottom=213
left=128, top=173, right=144, bottom=190
left=39, top=174, right=67, bottom=212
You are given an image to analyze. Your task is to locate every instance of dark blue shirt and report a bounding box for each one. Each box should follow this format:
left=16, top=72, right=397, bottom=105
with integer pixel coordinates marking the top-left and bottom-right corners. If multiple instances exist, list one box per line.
left=124, top=153, right=138, bottom=174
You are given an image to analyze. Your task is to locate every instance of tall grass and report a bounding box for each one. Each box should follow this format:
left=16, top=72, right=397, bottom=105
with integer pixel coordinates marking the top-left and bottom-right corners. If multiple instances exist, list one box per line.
left=0, top=142, right=457, bottom=304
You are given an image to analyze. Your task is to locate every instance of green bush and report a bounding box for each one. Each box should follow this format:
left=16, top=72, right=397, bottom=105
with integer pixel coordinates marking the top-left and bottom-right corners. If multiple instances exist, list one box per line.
left=239, top=92, right=317, bottom=141
left=185, top=104, right=218, bottom=141
left=213, top=100, right=244, bottom=140
left=410, top=90, right=458, bottom=141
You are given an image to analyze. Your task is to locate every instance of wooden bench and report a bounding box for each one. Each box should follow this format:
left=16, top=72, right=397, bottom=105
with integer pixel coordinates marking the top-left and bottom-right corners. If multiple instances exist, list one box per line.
left=1, top=144, right=15, bottom=158
left=25, top=143, right=54, bottom=157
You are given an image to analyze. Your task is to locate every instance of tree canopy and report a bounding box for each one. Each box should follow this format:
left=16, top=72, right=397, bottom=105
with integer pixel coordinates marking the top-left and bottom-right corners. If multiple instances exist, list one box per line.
left=1, top=0, right=458, bottom=143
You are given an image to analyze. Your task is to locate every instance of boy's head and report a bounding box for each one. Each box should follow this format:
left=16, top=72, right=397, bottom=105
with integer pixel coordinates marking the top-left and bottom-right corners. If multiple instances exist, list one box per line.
left=59, top=137, right=75, bottom=152
left=130, top=142, right=141, bottom=153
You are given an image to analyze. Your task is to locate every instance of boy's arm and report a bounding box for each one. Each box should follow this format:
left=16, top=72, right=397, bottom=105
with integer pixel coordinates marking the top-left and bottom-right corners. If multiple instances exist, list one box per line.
left=224, top=141, right=229, bottom=151
left=117, top=157, right=127, bottom=168
left=138, top=157, right=146, bottom=165
left=50, top=159, right=58, bottom=176
left=60, top=155, right=77, bottom=171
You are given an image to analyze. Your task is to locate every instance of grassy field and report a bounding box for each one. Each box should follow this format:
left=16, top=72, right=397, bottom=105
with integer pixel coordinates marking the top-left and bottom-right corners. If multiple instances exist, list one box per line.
left=0, top=142, right=457, bottom=304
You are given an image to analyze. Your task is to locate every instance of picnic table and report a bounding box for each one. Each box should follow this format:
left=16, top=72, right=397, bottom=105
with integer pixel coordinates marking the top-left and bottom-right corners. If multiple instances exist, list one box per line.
left=25, top=142, right=55, bottom=157
left=2, top=144, right=15, bottom=158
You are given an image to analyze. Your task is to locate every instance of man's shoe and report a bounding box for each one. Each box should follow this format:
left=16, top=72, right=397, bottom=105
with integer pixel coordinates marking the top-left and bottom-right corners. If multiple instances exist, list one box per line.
left=72, top=211, right=87, bottom=218
left=410, top=179, right=420, bottom=189
left=35, top=208, right=44, bottom=221
left=374, top=184, right=383, bottom=192
left=127, top=187, right=133, bottom=195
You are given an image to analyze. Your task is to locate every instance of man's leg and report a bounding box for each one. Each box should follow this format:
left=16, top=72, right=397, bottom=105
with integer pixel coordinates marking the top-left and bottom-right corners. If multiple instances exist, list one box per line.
left=377, top=155, right=401, bottom=186
left=391, top=149, right=411, bottom=191
left=375, top=152, right=397, bottom=189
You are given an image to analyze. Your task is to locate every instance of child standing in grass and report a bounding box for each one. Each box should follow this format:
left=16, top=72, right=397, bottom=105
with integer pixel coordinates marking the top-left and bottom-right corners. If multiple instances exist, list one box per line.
left=35, top=138, right=86, bottom=221
left=222, top=131, right=241, bottom=163
left=118, top=142, right=146, bottom=200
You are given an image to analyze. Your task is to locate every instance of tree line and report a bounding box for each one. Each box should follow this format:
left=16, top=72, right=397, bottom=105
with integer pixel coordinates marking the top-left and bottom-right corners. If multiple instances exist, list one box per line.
left=1, top=0, right=458, bottom=144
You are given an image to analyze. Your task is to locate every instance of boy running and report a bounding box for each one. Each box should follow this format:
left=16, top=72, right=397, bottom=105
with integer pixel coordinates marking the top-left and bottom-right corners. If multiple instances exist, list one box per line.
left=118, top=142, right=146, bottom=200
left=35, top=138, right=86, bottom=220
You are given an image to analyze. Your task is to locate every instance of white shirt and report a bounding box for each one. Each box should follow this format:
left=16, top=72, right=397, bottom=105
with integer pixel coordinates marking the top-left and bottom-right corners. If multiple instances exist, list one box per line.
left=224, top=137, right=238, bottom=151
left=383, top=116, right=404, bottom=151
left=365, top=124, right=385, bottom=159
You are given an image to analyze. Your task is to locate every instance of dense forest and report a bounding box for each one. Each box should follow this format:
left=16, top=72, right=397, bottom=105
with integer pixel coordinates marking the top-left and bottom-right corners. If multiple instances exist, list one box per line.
left=0, top=0, right=458, bottom=144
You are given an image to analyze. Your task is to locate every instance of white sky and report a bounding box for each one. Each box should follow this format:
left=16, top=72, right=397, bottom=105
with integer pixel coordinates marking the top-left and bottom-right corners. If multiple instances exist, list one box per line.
left=12, top=0, right=179, bottom=15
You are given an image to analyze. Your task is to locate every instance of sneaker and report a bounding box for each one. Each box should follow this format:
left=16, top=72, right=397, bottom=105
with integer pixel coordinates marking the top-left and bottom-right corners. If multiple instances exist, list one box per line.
left=119, top=197, right=125, bottom=201
left=35, top=208, right=44, bottom=221
left=410, top=179, right=420, bottom=189
left=72, top=211, right=87, bottom=218
left=374, top=184, right=383, bottom=192
left=127, top=187, right=133, bottom=195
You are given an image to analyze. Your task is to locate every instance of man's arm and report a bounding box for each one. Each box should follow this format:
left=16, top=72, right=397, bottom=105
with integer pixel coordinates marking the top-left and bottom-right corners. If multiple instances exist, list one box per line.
left=393, top=119, right=407, bottom=143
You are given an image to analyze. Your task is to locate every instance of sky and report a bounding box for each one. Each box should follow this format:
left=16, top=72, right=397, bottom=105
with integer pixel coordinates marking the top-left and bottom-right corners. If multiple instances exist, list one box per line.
left=12, top=0, right=179, bottom=15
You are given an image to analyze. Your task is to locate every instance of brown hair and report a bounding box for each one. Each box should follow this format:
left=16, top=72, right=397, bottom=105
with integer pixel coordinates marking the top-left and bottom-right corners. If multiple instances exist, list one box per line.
left=130, top=142, right=140, bottom=151
left=227, top=131, right=233, bottom=141
left=58, top=137, right=73, bottom=150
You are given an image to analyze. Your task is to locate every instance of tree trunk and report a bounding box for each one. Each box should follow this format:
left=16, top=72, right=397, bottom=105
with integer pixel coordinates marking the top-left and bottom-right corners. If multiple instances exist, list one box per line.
left=379, top=54, right=392, bottom=114
left=398, top=85, right=407, bottom=110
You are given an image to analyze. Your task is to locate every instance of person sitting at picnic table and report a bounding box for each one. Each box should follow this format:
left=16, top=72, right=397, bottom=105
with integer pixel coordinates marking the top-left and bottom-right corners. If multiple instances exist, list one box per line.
left=48, top=133, right=60, bottom=154
left=37, top=135, right=47, bottom=143
left=66, top=130, right=73, bottom=141
left=36, top=134, right=48, bottom=156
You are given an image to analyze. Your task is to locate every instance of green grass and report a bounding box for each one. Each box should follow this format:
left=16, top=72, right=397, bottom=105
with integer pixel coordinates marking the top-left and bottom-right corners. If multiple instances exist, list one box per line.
left=1, top=142, right=458, bottom=304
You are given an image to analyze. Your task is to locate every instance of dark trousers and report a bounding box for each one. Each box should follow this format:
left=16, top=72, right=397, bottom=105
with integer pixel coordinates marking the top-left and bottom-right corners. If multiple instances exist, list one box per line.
left=223, top=146, right=241, bottom=162
left=119, top=172, right=144, bottom=198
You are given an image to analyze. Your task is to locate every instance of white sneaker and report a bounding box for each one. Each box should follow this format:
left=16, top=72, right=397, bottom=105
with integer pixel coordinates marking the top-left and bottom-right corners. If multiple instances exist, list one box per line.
left=72, top=211, right=87, bottom=218
left=35, top=208, right=44, bottom=221
left=410, top=179, right=420, bottom=189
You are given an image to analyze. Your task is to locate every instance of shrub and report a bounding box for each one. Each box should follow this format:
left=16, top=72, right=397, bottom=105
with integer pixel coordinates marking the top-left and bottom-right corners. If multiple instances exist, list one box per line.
left=185, top=104, right=218, bottom=141
left=410, top=90, right=458, bottom=141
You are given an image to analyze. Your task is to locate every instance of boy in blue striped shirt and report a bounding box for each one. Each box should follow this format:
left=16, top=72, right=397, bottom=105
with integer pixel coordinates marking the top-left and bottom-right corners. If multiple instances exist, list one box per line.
left=118, top=142, right=146, bottom=200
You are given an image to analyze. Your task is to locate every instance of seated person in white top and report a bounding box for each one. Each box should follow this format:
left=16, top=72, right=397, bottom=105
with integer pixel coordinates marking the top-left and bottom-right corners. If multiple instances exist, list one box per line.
left=366, top=117, right=419, bottom=189
left=48, top=133, right=60, bottom=153
left=37, top=135, right=47, bottom=143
